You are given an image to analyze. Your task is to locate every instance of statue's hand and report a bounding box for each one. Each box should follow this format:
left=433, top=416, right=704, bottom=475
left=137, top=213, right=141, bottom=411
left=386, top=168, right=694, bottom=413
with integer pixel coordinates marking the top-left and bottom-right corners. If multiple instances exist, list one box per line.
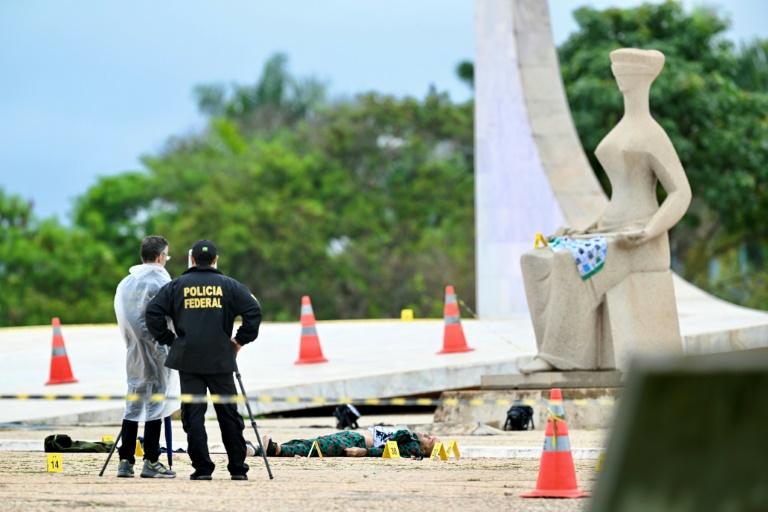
left=551, top=226, right=580, bottom=238
left=615, top=229, right=648, bottom=247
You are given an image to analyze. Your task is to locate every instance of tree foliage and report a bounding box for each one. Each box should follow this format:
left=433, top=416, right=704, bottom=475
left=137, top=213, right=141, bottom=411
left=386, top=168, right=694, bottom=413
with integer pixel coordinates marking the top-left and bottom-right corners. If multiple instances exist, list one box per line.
left=558, top=0, right=768, bottom=308
left=193, top=52, right=327, bottom=133
left=72, top=172, right=161, bottom=272
left=5, top=1, right=768, bottom=326
left=144, top=89, right=474, bottom=321
left=0, top=188, right=122, bottom=327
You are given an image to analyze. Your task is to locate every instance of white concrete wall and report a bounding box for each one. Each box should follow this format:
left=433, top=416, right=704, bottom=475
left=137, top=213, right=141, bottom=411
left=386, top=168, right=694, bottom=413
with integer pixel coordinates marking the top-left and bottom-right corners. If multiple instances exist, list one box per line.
left=475, top=0, right=611, bottom=318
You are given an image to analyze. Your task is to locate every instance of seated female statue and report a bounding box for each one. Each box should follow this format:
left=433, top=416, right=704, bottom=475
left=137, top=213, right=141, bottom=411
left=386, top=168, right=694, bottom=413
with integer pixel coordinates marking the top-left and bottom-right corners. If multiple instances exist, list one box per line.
left=520, top=48, right=691, bottom=374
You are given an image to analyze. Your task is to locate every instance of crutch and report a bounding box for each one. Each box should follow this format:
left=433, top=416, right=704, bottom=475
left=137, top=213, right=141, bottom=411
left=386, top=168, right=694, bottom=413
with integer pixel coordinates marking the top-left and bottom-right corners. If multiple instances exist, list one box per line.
left=98, top=428, right=123, bottom=477
left=234, top=363, right=273, bottom=479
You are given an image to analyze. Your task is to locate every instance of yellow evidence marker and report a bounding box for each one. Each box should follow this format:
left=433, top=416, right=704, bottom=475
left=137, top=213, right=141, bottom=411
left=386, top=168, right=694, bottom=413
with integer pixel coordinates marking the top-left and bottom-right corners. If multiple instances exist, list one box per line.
left=445, top=440, right=461, bottom=458
left=307, top=440, right=324, bottom=458
left=595, top=452, right=606, bottom=472
left=135, top=439, right=144, bottom=457
left=102, top=436, right=114, bottom=443
left=382, top=441, right=400, bottom=458
left=429, top=442, right=448, bottom=461
left=400, top=309, right=414, bottom=321
left=47, top=453, right=62, bottom=473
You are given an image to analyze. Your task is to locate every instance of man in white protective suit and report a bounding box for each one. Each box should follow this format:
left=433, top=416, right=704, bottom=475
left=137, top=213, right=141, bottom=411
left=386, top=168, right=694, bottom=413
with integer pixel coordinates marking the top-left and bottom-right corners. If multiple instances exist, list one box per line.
left=113, top=235, right=179, bottom=479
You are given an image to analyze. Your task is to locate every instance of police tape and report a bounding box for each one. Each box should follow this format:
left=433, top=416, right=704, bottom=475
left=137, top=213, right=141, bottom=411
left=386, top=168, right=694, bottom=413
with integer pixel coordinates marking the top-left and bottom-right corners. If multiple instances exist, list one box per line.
left=0, top=394, right=616, bottom=407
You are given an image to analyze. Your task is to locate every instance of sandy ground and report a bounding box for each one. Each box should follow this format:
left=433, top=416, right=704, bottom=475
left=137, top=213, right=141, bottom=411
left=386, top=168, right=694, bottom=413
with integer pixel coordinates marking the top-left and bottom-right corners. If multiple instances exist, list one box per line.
left=0, top=414, right=603, bottom=512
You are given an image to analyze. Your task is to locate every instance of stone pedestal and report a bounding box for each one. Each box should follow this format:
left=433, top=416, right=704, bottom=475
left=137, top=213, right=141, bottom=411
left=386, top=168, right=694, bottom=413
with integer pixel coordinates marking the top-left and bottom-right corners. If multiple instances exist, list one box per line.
left=435, top=371, right=623, bottom=429
left=481, top=371, right=623, bottom=389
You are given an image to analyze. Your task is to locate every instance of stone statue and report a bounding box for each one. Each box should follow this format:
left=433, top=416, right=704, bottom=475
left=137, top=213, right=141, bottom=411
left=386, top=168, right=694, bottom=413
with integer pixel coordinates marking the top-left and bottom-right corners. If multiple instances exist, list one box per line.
left=519, top=48, right=692, bottom=374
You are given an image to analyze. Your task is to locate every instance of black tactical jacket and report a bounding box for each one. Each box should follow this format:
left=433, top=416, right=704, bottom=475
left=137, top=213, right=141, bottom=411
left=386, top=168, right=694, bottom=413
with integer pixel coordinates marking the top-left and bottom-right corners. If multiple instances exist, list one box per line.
left=146, top=266, right=262, bottom=374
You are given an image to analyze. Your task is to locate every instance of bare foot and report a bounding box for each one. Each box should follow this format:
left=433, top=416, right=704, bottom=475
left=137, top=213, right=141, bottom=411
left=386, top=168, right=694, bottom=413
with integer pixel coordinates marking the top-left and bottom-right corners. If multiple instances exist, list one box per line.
left=519, top=357, right=555, bottom=374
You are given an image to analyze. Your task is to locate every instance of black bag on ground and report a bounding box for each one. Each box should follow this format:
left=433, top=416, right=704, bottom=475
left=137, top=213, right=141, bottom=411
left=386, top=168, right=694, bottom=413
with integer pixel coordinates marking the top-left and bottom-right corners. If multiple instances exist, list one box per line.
left=333, top=404, right=361, bottom=430
left=44, top=434, right=114, bottom=453
left=503, top=405, right=535, bottom=431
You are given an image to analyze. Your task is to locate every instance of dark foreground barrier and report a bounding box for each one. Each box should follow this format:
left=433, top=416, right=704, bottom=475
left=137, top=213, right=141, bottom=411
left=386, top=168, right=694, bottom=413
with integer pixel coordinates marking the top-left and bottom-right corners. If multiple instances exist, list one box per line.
left=591, top=347, right=768, bottom=512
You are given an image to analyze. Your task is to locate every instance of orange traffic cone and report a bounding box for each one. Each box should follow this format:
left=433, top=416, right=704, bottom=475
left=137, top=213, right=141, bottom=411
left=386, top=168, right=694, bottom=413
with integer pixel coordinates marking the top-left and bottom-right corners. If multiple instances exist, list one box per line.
left=521, top=388, right=589, bottom=499
left=45, top=317, right=78, bottom=385
left=437, top=286, right=474, bottom=354
left=294, top=296, right=328, bottom=365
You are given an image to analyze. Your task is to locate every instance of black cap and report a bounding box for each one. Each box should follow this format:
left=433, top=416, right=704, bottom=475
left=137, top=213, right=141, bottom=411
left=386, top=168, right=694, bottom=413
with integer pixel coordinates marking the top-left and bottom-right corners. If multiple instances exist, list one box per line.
left=191, top=239, right=217, bottom=264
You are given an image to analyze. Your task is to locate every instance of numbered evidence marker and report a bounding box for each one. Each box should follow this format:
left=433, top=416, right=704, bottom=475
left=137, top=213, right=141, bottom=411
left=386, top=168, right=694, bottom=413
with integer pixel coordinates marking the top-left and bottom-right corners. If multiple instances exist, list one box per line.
left=47, top=453, right=62, bottom=473
left=445, top=440, right=461, bottom=458
left=382, top=440, right=401, bottom=458
left=102, top=436, right=114, bottom=443
left=307, top=440, right=324, bottom=458
left=429, top=442, right=448, bottom=461
left=595, top=452, right=606, bottom=472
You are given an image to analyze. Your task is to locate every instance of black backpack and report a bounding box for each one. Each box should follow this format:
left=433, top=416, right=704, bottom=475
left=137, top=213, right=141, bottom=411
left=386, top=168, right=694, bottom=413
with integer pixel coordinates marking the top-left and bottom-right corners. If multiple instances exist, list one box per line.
left=333, top=404, right=361, bottom=430
left=504, top=405, right=535, bottom=431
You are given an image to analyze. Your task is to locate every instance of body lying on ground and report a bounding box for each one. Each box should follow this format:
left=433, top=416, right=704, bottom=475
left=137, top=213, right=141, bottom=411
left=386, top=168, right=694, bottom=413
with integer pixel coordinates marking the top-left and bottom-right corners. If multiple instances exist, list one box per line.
left=249, top=426, right=438, bottom=459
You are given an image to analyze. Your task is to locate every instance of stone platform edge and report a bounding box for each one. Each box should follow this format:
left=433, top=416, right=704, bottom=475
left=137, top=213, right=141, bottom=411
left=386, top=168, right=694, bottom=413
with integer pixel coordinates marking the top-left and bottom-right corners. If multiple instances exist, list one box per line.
left=481, top=371, right=623, bottom=390
left=435, top=388, right=620, bottom=430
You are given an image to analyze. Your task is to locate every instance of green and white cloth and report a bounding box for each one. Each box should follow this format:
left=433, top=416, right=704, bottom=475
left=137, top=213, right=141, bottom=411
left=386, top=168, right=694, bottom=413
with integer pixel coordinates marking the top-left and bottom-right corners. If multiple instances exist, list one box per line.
left=550, top=236, right=607, bottom=280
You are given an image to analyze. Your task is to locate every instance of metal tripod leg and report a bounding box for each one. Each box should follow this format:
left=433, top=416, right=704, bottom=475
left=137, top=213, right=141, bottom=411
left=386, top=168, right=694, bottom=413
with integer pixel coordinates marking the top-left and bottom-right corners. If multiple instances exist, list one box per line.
left=98, top=427, right=123, bottom=477
left=234, top=364, right=274, bottom=479
left=163, top=416, right=173, bottom=468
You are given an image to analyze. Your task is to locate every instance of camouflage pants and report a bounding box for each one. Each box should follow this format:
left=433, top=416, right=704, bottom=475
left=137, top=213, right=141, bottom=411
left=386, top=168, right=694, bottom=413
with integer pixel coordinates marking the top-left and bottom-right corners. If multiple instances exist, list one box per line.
left=272, top=431, right=366, bottom=457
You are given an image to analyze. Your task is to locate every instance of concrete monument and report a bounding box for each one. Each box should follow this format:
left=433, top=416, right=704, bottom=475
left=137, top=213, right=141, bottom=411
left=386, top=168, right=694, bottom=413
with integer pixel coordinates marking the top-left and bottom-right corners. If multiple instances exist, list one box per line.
left=520, top=48, right=692, bottom=373
left=474, top=0, right=607, bottom=318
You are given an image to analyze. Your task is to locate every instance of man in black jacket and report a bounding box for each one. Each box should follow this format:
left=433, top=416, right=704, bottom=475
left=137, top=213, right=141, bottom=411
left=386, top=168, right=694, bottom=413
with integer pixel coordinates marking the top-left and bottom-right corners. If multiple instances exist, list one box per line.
left=146, top=239, right=262, bottom=481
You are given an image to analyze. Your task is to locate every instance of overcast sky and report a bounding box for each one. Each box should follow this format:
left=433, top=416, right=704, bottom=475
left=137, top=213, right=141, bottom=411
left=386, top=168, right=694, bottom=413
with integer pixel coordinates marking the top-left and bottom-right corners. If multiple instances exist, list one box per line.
left=0, top=0, right=765, bottom=221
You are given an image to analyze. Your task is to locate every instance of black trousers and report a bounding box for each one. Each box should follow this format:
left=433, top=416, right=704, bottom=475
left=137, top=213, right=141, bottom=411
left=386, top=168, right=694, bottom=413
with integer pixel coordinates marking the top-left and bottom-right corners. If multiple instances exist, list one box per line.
left=117, top=418, right=161, bottom=465
left=179, top=371, right=248, bottom=477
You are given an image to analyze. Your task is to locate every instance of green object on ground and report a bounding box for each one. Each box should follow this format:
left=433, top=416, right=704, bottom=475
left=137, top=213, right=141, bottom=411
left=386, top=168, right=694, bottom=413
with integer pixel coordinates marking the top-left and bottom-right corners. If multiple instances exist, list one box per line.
left=43, top=434, right=114, bottom=453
